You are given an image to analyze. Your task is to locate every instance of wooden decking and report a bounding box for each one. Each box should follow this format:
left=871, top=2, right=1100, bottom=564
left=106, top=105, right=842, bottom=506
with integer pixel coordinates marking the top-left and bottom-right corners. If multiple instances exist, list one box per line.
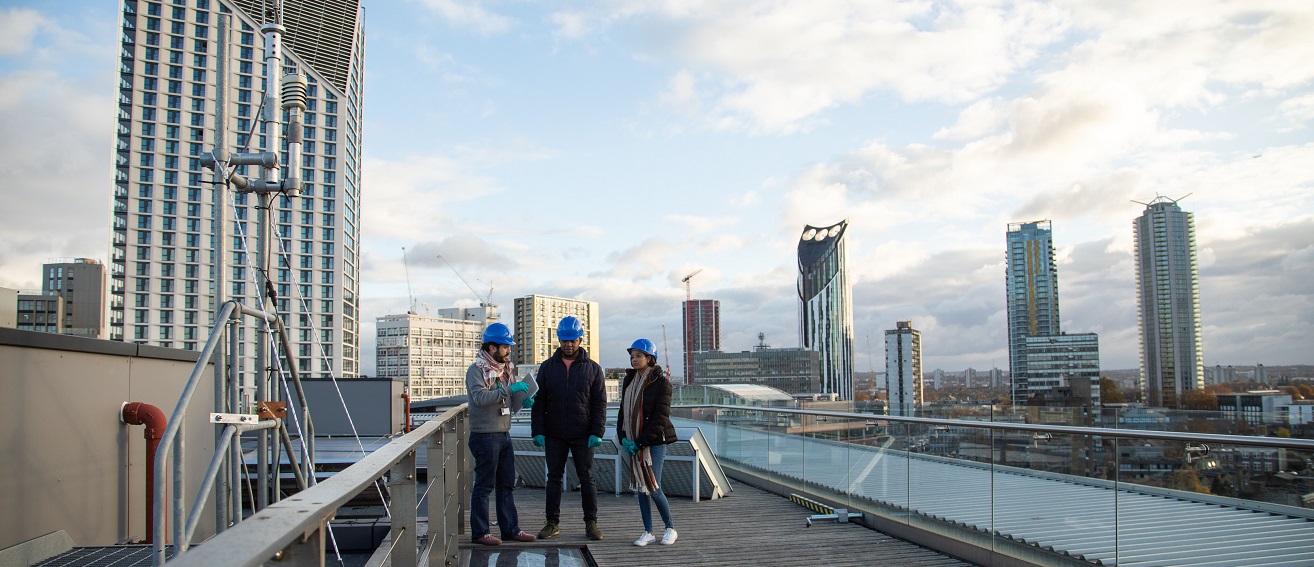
left=460, top=480, right=976, bottom=567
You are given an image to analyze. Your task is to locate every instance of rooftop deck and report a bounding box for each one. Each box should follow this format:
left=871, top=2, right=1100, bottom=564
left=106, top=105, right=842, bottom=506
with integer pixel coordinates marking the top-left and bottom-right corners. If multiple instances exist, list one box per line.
left=458, top=480, right=974, bottom=567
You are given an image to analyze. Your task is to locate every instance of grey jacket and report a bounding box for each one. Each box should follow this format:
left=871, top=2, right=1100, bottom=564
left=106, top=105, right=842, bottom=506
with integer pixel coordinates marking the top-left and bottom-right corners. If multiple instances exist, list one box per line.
left=466, top=363, right=514, bottom=434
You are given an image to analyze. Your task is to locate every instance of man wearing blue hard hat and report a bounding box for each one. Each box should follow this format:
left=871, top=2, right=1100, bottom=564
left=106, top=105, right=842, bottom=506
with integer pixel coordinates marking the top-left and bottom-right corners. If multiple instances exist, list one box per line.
left=531, top=315, right=607, bottom=541
left=466, top=322, right=536, bottom=546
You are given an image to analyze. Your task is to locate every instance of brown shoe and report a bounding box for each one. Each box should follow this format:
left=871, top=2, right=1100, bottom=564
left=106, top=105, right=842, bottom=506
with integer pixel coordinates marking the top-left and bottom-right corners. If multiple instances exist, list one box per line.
left=585, top=520, right=603, bottom=541
left=505, top=531, right=536, bottom=542
left=473, top=534, right=502, bottom=546
left=537, top=522, right=560, bottom=539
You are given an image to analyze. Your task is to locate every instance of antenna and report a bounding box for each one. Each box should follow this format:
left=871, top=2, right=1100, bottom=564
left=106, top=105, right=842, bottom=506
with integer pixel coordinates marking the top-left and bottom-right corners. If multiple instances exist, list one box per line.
left=437, top=254, right=496, bottom=308
left=402, top=247, right=416, bottom=314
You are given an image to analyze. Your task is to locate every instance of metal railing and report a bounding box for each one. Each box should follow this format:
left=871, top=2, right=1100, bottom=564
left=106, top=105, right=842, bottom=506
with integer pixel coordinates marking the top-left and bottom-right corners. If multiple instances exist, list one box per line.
left=166, top=404, right=468, bottom=567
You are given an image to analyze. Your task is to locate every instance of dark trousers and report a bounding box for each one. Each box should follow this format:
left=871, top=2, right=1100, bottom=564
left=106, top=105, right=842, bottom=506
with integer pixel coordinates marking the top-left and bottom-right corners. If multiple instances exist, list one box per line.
left=469, top=432, right=520, bottom=539
left=544, top=436, right=597, bottom=523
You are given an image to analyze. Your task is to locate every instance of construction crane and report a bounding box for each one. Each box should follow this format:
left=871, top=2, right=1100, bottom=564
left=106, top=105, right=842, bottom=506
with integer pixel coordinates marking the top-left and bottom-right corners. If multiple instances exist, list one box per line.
left=402, top=247, right=416, bottom=314
left=437, top=254, right=496, bottom=308
left=681, top=268, right=703, bottom=303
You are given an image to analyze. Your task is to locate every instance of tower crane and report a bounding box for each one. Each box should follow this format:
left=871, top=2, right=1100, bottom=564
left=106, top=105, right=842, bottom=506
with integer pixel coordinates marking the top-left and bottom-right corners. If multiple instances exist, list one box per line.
left=437, top=254, right=496, bottom=309
left=402, top=247, right=416, bottom=314
left=681, top=268, right=703, bottom=303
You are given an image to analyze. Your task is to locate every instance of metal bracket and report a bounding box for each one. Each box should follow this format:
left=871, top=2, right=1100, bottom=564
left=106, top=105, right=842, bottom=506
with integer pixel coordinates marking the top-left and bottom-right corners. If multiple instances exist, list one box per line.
left=211, top=412, right=259, bottom=425
left=257, top=401, right=288, bottom=420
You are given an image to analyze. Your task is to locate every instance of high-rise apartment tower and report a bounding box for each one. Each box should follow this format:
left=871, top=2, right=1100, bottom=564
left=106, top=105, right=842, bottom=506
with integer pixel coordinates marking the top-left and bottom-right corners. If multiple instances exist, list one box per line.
left=884, top=321, right=922, bottom=415
left=512, top=295, right=600, bottom=368
left=109, top=0, right=365, bottom=381
left=1006, top=220, right=1061, bottom=406
left=682, top=299, right=720, bottom=384
left=1134, top=197, right=1204, bottom=408
left=797, top=221, right=854, bottom=400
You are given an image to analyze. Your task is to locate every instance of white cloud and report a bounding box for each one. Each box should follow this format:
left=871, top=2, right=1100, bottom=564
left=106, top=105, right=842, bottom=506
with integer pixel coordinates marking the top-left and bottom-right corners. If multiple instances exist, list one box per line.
left=413, top=0, right=513, bottom=35
left=0, top=8, right=44, bottom=56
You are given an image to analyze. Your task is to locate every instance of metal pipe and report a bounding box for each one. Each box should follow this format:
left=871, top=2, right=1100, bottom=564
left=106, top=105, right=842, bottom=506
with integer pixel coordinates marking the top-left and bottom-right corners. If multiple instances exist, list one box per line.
left=122, top=402, right=167, bottom=544
left=213, top=12, right=231, bottom=535
left=277, top=420, right=309, bottom=491
left=185, top=421, right=278, bottom=543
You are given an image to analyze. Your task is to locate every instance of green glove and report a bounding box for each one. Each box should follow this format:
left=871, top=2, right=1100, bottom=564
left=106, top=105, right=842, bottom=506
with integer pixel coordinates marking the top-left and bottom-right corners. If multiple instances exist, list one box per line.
left=532, top=435, right=545, bottom=447
left=621, top=438, right=638, bottom=455
left=587, top=435, right=602, bottom=448
left=522, top=397, right=535, bottom=409
left=508, top=381, right=529, bottom=394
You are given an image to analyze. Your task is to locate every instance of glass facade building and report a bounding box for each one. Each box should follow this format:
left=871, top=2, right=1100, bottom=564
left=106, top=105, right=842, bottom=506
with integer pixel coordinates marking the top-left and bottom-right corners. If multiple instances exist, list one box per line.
left=1005, top=220, right=1061, bottom=406
left=797, top=220, right=854, bottom=400
left=109, top=0, right=365, bottom=383
left=1134, top=197, right=1204, bottom=408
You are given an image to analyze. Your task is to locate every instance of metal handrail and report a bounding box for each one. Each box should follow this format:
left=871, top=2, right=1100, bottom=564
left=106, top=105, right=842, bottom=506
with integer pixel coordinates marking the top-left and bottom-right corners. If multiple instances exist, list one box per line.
left=682, top=404, right=1314, bottom=450
left=166, top=404, right=469, bottom=567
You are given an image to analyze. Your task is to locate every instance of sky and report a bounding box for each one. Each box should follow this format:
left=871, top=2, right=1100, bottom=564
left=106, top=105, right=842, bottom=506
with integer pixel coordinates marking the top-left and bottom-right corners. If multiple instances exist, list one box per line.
left=1, top=0, right=1312, bottom=376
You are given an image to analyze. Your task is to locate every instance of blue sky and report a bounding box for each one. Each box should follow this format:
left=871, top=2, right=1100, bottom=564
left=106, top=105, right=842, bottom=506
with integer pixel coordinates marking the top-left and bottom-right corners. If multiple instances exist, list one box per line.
left=1, top=0, right=1312, bottom=375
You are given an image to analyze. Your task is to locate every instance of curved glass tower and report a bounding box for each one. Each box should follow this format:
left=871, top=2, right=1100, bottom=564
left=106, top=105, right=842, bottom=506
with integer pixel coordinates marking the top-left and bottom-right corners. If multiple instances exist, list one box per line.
left=797, top=221, right=854, bottom=400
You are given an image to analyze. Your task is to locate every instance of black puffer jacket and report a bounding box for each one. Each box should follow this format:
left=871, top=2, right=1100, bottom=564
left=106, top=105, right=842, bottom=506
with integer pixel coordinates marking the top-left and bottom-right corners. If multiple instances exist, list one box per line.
left=531, top=347, right=606, bottom=440
left=615, top=366, right=677, bottom=447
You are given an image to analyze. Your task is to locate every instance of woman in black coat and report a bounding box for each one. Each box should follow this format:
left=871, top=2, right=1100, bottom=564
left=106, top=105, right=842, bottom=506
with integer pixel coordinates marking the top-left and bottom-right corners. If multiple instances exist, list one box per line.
left=616, top=338, right=679, bottom=546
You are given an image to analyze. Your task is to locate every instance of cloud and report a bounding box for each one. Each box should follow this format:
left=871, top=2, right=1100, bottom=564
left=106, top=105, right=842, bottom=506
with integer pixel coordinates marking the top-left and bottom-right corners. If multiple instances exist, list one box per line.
left=0, top=8, right=45, bottom=56
left=413, top=0, right=513, bottom=35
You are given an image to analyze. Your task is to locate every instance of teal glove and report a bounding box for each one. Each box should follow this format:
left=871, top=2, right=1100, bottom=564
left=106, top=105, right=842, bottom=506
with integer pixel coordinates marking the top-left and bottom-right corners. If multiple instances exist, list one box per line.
left=532, top=435, right=545, bottom=447
left=508, top=381, right=529, bottom=394
left=587, top=435, right=602, bottom=448
left=621, top=438, right=638, bottom=455
left=522, top=397, right=535, bottom=409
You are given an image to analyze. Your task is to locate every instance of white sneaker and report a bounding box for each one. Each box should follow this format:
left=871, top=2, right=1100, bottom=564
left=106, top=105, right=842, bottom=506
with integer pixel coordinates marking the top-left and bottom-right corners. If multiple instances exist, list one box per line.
left=634, top=532, right=656, bottom=546
left=660, top=527, right=678, bottom=545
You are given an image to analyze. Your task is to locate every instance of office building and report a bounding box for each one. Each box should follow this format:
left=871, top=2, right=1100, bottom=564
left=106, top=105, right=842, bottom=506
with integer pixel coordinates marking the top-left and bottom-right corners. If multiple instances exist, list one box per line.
left=16, top=294, right=65, bottom=334
left=1006, top=220, right=1061, bottom=406
left=797, top=221, right=854, bottom=400
left=691, top=347, right=820, bottom=395
left=512, top=294, right=600, bottom=368
left=375, top=312, right=485, bottom=401
left=1021, top=332, right=1101, bottom=407
left=42, top=258, right=108, bottom=339
left=885, top=321, right=922, bottom=415
left=682, top=299, right=720, bottom=384
left=1134, top=197, right=1204, bottom=408
left=109, top=0, right=366, bottom=381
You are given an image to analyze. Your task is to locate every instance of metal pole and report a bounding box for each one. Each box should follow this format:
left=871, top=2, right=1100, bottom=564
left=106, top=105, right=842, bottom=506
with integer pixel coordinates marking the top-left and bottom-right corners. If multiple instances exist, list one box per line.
left=255, top=191, right=269, bottom=511
left=212, top=11, right=231, bottom=535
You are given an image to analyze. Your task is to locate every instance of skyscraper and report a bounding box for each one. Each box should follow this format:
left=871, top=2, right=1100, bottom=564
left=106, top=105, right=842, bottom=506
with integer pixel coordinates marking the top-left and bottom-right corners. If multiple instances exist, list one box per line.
left=797, top=220, right=854, bottom=400
left=1006, top=220, right=1061, bottom=406
left=109, top=0, right=365, bottom=380
left=884, top=321, right=922, bottom=415
left=682, top=299, right=720, bottom=384
left=512, top=294, right=601, bottom=368
left=1134, top=197, right=1204, bottom=408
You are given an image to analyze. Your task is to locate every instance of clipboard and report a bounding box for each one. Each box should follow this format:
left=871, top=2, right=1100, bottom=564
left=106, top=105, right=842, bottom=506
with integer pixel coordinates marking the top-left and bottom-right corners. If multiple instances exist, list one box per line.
left=510, top=373, right=538, bottom=415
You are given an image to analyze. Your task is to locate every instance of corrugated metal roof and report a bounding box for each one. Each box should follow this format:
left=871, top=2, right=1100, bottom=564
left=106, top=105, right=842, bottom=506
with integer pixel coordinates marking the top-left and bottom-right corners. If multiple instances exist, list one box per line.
left=693, top=420, right=1314, bottom=566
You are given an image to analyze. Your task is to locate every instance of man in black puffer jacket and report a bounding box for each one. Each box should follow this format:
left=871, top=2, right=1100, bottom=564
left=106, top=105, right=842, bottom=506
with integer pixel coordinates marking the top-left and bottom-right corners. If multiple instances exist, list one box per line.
left=531, top=316, right=607, bottom=541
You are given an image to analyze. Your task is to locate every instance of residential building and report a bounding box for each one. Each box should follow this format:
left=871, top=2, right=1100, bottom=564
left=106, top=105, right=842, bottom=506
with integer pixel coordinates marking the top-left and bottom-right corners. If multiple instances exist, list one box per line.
left=964, top=367, right=978, bottom=388
left=375, top=313, right=484, bottom=401
left=682, top=299, right=720, bottom=384
left=511, top=294, right=600, bottom=368
left=16, top=294, right=65, bottom=334
left=42, top=258, right=108, bottom=339
left=109, top=0, right=366, bottom=383
left=1006, top=220, right=1061, bottom=405
left=797, top=221, right=854, bottom=400
left=885, top=321, right=922, bottom=416
left=989, top=367, right=1004, bottom=389
left=1021, top=332, right=1101, bottom=410
left=1134, top=197, right=1204, bottom=408
left=1216, top=391, right=1292, bottom=425
left=691, top=347, right=820, bottom=395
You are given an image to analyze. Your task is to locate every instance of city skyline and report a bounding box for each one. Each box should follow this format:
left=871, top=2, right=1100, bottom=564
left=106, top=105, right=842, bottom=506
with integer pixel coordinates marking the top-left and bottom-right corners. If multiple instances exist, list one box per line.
left=2, top=1, right=1312, bottom=374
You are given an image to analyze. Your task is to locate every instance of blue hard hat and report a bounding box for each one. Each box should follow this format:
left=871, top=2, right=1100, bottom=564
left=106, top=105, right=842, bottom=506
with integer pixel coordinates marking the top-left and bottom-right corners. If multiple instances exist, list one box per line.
left=556, top=316, right=584, bottom=341
left=627, top=338, right=658, bottom=361
left=482, top=322, right=515, bottom=345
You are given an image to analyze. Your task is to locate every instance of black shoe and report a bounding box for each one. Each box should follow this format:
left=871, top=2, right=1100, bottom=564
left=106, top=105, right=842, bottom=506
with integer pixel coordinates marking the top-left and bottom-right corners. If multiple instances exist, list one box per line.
left=585, top=520, right=603, bottom=541
left=537, top=522, right=560, bottom=539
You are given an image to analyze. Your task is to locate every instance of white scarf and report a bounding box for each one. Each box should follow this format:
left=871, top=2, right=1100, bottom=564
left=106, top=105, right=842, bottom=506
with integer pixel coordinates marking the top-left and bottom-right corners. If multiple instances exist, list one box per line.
left=475, top=349, right=515, bottom=389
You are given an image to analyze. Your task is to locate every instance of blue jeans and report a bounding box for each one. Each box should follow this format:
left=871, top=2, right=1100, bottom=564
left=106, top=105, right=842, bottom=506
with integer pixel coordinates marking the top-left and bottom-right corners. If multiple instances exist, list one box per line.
left=636, top=443, right=674, bottom=532
left=544, top=436, right=598, bottom=523
left=469, top=432, right=520, bottom=539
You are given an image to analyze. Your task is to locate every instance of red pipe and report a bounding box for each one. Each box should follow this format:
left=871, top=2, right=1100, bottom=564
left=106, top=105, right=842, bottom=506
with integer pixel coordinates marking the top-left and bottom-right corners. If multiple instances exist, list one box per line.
left=122, top=402, right=167, bottom=543
left=401, top=391, right=412, bottom=433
